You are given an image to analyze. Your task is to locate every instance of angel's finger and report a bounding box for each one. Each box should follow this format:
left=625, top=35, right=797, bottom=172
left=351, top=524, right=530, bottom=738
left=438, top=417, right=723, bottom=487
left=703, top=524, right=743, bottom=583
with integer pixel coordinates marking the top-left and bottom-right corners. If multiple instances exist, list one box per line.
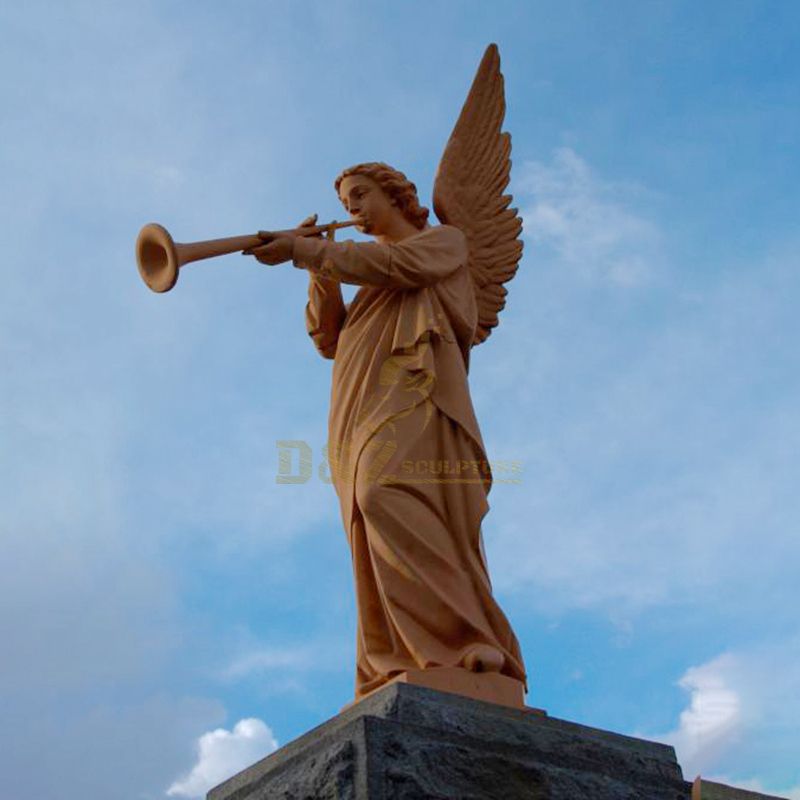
left=299, top=213, right=318, bottom=228
left=242, top=243, right=271, bottom=257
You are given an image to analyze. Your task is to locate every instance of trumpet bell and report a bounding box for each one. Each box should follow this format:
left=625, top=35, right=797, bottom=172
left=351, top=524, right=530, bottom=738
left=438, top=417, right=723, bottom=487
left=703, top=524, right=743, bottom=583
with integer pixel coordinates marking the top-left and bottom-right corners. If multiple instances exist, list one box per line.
left=135, top=218, right=356, bottom=293
left=136, top=223, right=179, bottom=293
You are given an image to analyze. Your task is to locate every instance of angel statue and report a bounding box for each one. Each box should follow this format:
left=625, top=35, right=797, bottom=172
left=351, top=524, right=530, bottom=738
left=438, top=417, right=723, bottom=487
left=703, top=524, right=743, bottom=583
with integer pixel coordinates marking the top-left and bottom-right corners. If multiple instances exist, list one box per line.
left=248, top=44, right=527, bottom=707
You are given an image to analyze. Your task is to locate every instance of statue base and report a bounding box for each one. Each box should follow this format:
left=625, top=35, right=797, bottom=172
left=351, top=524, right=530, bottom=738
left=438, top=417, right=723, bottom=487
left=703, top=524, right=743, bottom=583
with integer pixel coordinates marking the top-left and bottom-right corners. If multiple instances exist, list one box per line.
left=346, top=666, right=529, bottom=711
left=208, top=682, right=692, bottom=799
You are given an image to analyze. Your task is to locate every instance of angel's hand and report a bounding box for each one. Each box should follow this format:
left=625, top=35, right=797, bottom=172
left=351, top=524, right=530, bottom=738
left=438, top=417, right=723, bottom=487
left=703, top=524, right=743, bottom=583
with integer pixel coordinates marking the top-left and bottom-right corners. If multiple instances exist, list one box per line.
left=298, top=213, right=321, bottom=236
left=246, top=235, right=295, bottom=265
left=295, top=213, right=337, bottom=241
left=297, top=213, right=339, bottom=241
left=244, top=214, right=319, bottom=265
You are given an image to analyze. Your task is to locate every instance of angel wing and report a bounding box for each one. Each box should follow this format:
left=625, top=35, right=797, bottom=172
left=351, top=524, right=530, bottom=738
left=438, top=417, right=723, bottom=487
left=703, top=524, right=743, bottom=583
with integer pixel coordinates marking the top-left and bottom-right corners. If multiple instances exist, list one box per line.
left=432, top=43, right=523, bottom=346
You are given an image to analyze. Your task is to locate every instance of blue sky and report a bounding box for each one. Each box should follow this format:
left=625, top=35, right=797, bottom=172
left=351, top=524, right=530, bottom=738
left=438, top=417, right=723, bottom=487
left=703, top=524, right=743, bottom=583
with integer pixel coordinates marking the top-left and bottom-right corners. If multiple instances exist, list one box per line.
left=1, top=1, right=799, bottom=797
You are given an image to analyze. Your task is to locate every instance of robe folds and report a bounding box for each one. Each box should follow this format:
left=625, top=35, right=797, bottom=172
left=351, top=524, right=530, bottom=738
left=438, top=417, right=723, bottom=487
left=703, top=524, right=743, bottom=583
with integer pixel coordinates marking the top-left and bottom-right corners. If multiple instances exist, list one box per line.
left=293, top=225, right=527, bottom=697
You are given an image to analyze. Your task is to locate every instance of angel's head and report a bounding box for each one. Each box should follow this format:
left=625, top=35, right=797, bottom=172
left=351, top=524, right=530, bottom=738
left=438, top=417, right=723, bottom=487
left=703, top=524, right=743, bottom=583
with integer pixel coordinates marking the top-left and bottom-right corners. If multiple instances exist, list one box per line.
left=335, top=162, right=429, bottom=242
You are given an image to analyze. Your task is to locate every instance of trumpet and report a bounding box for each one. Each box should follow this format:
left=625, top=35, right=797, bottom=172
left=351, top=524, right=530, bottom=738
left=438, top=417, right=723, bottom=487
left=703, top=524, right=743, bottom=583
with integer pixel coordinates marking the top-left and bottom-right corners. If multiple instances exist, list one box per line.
left=136, top=219, right=357, bottom=293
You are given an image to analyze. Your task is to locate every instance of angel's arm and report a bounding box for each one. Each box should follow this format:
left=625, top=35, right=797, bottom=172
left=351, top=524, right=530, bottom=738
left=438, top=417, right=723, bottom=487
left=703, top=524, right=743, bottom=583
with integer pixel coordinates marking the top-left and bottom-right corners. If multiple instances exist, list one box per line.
left=305, top=273, right=348, bottom=360
left=292, top=226, right=467, bottom=289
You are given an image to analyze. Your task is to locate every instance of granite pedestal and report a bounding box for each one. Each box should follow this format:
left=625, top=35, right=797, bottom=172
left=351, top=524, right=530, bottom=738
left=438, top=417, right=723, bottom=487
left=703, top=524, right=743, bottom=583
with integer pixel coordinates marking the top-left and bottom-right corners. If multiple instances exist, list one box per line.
left=208, top=683, right=693, bottom=799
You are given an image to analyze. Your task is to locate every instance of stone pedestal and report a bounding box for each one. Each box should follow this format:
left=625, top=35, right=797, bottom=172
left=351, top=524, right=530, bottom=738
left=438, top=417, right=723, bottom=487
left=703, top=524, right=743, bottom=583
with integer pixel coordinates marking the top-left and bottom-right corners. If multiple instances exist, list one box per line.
left=208, top=683, right=692, bottom=799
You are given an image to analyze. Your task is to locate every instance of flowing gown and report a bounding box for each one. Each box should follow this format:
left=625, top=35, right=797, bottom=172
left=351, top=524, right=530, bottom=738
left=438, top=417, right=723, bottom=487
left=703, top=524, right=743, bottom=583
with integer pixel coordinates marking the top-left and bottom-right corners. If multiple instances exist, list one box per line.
left=293, top=225, right=526, bottom=698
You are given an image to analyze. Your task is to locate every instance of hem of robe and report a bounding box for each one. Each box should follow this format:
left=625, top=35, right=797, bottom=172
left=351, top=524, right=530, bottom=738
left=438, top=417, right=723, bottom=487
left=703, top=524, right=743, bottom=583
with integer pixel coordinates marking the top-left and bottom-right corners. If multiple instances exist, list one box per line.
left=343, top=399, right=528, bottom=695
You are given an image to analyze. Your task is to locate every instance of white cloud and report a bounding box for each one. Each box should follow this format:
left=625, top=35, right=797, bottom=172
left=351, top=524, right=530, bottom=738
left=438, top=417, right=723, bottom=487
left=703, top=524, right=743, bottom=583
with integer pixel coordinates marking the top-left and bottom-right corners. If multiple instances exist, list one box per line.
left=219, top=637, right=353, bottom=689
left=660, top=654, right=742, bottom=774
left=649, top=640, right=800, bottom=794
left=167, top=719, right=278, bottom=799
left=222, top=646, right=316, bottom=680
left=520, top=147, right=661, bottom=286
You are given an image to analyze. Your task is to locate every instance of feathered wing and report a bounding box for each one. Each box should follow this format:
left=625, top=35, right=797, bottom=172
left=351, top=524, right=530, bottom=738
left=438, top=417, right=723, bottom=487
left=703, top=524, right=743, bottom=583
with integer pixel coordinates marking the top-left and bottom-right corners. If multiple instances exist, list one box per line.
left=432, top=43, right=523, bottom=346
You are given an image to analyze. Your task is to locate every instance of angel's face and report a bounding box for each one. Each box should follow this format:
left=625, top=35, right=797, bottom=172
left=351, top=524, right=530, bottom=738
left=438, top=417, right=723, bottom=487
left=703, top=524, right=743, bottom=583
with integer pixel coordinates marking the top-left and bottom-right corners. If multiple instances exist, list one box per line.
left=338, top=175, right=400, bottom=238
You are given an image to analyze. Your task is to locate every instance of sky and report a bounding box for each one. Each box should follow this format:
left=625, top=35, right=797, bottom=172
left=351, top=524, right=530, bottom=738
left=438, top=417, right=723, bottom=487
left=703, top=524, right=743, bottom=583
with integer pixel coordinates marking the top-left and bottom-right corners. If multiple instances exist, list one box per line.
left=1, top=1, right=798, bottom=797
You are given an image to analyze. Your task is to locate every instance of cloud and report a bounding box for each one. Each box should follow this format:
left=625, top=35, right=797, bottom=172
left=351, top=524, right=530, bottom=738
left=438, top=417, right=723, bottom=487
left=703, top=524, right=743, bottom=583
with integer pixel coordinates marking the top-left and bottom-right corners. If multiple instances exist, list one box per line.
left=218, top=636, right=353, bottom=697
left=660, top=654, right=742, bottom=772
left=650, top=640, right=800, bottom=795
left=221, top=646, right=317, bottom=680
left=475, top=234, right=800, bottom=620
left=520, top=147, right=661, bottom=286
left=224, top=649, right=314, bottom=678
left=167, top=719, right=278, bottom=799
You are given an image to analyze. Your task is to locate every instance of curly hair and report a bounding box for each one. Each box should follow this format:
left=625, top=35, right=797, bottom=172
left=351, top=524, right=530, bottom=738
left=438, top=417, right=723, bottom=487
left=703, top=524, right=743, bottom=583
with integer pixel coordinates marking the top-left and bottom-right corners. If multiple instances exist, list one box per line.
left=334, top=162, right=429, bottom=230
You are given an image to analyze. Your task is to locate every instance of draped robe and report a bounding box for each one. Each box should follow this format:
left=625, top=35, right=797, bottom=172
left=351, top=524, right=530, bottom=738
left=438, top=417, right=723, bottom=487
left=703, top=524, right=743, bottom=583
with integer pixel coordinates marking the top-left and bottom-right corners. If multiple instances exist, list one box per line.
left=293, top=225, right=526, bottom=698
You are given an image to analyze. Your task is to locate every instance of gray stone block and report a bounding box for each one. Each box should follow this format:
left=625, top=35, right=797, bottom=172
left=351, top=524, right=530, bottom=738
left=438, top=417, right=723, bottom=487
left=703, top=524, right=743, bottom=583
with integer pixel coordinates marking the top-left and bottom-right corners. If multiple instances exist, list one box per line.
left=208, top=682, right=690, bottom=799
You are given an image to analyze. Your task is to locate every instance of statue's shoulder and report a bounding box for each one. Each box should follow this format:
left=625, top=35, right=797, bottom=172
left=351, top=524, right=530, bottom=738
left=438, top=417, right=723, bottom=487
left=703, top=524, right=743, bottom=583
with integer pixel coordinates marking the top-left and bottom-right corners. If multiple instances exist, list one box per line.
left=419, top=224, right=468, bottom=263
left=416, top=224, right=467, bottom=247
